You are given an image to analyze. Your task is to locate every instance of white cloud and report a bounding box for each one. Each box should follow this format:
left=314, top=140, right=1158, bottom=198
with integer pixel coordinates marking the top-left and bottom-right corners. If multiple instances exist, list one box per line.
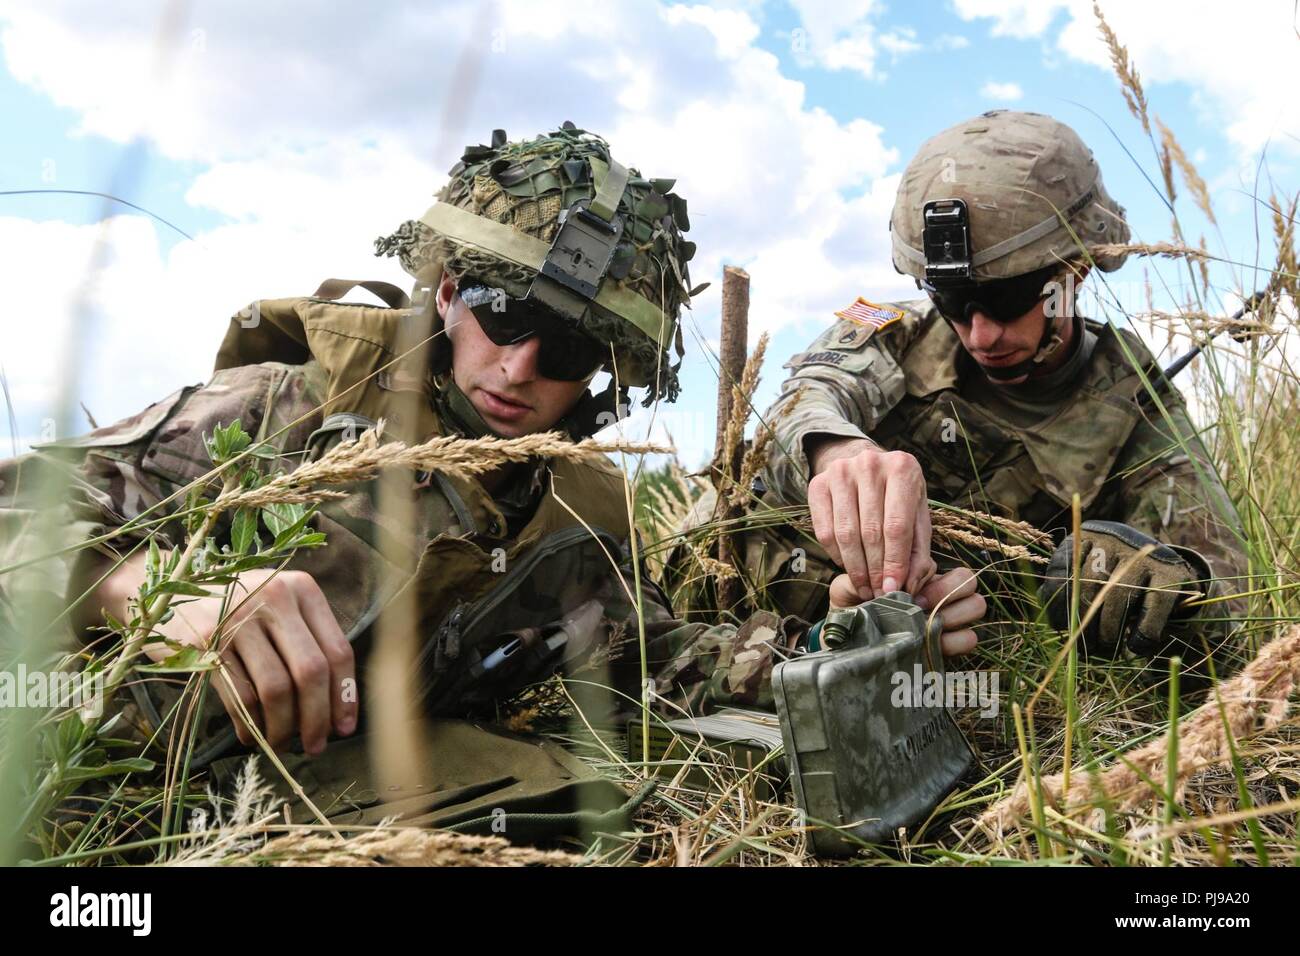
left=953, top=0, right=1300, bottom=157
left=951, top=0, right=1067, bottom=38
left=980, top=80, right=1023, bottom=101
left=0, top=0, right=741, bottom=164
left=0, top=153, right=425, bottom=451
left=786, top=0, right=921, bottom=79
left=662, top=4, right=761, bottom=59
left=0, top=0, right=905, bottom=459
left=0, top=214, right=216, bottom=447
left=879, top=28, right=922, bottom=57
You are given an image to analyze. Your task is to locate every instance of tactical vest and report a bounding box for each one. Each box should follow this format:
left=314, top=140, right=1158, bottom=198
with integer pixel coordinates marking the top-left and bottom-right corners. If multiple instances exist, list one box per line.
left=669, top=303, right=1162, bottom=628
left=134, top=286, right=637, bottom=765
left=858, top=303, right=1153, bottom=533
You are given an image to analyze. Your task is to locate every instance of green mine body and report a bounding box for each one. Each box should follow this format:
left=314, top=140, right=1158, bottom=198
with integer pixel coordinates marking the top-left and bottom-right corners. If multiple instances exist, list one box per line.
left=772, top=592, right=975, bottom=856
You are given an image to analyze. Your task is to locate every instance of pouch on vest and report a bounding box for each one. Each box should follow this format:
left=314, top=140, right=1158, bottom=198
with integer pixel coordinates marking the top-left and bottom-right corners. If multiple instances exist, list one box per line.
left=418, top=526, right=629, bottom=719
left=878, top=393, right=1017, bottom=503
left=214, top=292, right=440, bottom=444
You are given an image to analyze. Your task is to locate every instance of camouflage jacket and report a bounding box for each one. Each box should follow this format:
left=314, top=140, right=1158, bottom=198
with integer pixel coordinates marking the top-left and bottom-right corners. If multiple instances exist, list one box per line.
left=0, top=294, right=791, bottom=769
left=759, top=298, right=1247, bottom=622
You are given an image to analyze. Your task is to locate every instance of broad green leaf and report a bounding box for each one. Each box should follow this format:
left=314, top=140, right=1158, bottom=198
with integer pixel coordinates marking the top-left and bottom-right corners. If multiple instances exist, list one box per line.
left=205, top=420, right=253, bottom=464
left=261, top=501, right=307, bottom=538
left=59, top=758, right=156, bottom=784
left=147, top=580, right=214, bottom=598
left=136, top=645, right=220, bottom=674
left=146, top=536, right=162, bottom=589
left=231, top=508, right=258, bottom=555
left=270, top=511, right=315, bottom=551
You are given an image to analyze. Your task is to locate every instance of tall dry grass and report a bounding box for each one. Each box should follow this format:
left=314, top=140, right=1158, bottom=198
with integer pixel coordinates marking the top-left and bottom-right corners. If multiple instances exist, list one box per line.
left=3, top=4, right=1300, bottom=868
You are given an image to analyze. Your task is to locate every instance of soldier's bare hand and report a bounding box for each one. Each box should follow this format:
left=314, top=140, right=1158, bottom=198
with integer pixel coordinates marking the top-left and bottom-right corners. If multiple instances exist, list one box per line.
left=808, top=437, right=936, bottom=601
left=93, top=553, right=356, bottom=754
left=918, top=567, right=983, bottom=656
left=828, top=567, right=983, bottom=657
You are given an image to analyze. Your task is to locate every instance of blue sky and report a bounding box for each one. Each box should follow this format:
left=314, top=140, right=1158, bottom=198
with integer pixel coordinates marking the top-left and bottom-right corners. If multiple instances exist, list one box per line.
left=1, top=0, right=1295, bottom=464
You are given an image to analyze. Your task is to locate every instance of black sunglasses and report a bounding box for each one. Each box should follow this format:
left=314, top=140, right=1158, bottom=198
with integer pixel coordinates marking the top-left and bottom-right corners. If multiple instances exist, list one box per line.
left=922, top=264, right=1062, bottom=325
left=455, top=280, right=607, bottom=381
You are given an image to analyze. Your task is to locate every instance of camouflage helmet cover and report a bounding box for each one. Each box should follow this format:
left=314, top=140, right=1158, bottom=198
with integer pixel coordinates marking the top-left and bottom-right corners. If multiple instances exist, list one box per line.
left=375, top=124, right=696, bottom=403
left=891, top=110, right=1131, bottom=282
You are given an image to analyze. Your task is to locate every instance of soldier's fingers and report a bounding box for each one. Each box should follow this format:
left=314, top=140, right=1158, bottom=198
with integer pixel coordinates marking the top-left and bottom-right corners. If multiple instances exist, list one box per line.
left=263, top=610, right=332, bottom=756
left=232, top=627, right=298, bottom=750
left=828, top=573, right=860, bottom=609
left=215, top=651, right=261, bottom=747
left=295, top=580, right=356, bottom=737
left=852, top=471, right=885, bottom=598
left=937, top=593, right=986, bottom=630
left=1095, top=577, right=1139, bottom=651
left=808, top=477, right=844, bottom=569
left=920, top=566, right=978, bottom=610
left=879, top=472, right=923, bottom=594
left=940, top=628, right=978, bottom=657
left=905, top=505, right=937, bottom=597
left=942, top=567, right=979, bottom=598
left=1130, top=575, right=1180, bottom=655
left=1075, top=539, right=1103, bottom=593
left=828, top=473, right=872, bottom=598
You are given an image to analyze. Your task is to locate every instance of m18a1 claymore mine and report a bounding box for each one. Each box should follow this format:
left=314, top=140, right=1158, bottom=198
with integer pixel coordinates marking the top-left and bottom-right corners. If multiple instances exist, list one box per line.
left=773, top=593, right=975, bottom=856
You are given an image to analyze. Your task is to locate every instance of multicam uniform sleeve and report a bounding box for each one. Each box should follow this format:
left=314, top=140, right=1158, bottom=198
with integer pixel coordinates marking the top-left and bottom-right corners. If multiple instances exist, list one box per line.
left=598, top=566, right=800, bottom=716
left=761, top=317, right=909, bottom=506
left=0, top=363, right=327, bottom=650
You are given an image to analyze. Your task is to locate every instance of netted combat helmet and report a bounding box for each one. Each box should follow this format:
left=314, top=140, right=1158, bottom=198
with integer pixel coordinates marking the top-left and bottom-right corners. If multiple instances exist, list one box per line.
left=375, top=123, right=697, bottom=437
left=891, top=110, right=1130, bottom=284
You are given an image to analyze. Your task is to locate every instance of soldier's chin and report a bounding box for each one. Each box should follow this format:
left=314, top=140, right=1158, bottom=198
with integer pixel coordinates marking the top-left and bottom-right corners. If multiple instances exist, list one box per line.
left=978, top=361, right=1030, bottom=385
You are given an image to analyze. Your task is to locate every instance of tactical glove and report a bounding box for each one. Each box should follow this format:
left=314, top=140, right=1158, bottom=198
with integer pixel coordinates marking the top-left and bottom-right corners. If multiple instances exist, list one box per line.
left=1040, top=521, right=1209, bottom=657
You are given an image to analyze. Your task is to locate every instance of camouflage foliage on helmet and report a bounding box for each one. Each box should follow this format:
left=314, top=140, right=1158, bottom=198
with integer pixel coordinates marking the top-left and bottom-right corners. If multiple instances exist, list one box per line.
left=374, top=123, right=697, bottom=403
left=891, top=110, right=1132, bottom=282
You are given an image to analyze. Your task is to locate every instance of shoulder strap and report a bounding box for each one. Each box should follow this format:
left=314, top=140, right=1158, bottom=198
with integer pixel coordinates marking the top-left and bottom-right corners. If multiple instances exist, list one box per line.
left=313, top=278, right=411, bottom=310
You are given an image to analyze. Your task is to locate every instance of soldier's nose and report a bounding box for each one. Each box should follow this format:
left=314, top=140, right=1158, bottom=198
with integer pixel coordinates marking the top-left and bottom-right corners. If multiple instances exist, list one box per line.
left=500, top=336, right=541, bottom=384
left=967, top=310, right=1004, bottom=350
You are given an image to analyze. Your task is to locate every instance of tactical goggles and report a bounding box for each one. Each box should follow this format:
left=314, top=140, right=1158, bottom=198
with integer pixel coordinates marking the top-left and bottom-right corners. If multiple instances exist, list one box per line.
left=921, top=264, right=1062, bottom=325
left=456, top=279, right=608, bottom=381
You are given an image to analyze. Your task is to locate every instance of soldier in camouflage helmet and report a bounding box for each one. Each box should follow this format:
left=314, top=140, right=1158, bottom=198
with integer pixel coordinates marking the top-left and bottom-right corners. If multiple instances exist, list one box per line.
left=738, top=110, right=1246, bottom=674
left=374, top=122, right=696, bottom=438
left=0, top=126, right=864, bottom=837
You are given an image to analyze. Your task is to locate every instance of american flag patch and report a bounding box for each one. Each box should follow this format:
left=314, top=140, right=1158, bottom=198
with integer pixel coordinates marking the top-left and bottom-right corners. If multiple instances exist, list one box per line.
left=834, top=297, right=905, bottom=332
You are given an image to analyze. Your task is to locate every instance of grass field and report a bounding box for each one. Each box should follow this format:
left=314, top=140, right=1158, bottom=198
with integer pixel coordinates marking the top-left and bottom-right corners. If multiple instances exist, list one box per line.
left=1, top=5, right=1298, bottom=866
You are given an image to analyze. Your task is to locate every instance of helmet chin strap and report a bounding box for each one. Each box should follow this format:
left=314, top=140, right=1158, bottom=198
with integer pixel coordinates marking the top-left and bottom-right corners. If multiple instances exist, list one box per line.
left=976, top=312, right=1067, bottom=384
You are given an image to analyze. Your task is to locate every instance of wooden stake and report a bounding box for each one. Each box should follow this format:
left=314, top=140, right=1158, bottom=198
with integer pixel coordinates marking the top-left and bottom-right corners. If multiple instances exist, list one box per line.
left=712, top=265, right=750, bottom=612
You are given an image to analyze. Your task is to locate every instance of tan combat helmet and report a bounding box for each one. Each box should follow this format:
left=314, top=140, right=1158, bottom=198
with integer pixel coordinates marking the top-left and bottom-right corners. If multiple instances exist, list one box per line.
left=375, top=123, right=698, bottom=437
left=890, top=110, right=1130, bottom=284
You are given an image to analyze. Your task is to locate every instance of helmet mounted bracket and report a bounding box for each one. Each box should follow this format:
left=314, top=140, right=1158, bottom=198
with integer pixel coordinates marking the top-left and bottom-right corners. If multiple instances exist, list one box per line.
left=528, top=199, right=624, bottom=325
left=922, top=198, right=972, bottom=287
left=527, top=157, right=630, bottom=325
